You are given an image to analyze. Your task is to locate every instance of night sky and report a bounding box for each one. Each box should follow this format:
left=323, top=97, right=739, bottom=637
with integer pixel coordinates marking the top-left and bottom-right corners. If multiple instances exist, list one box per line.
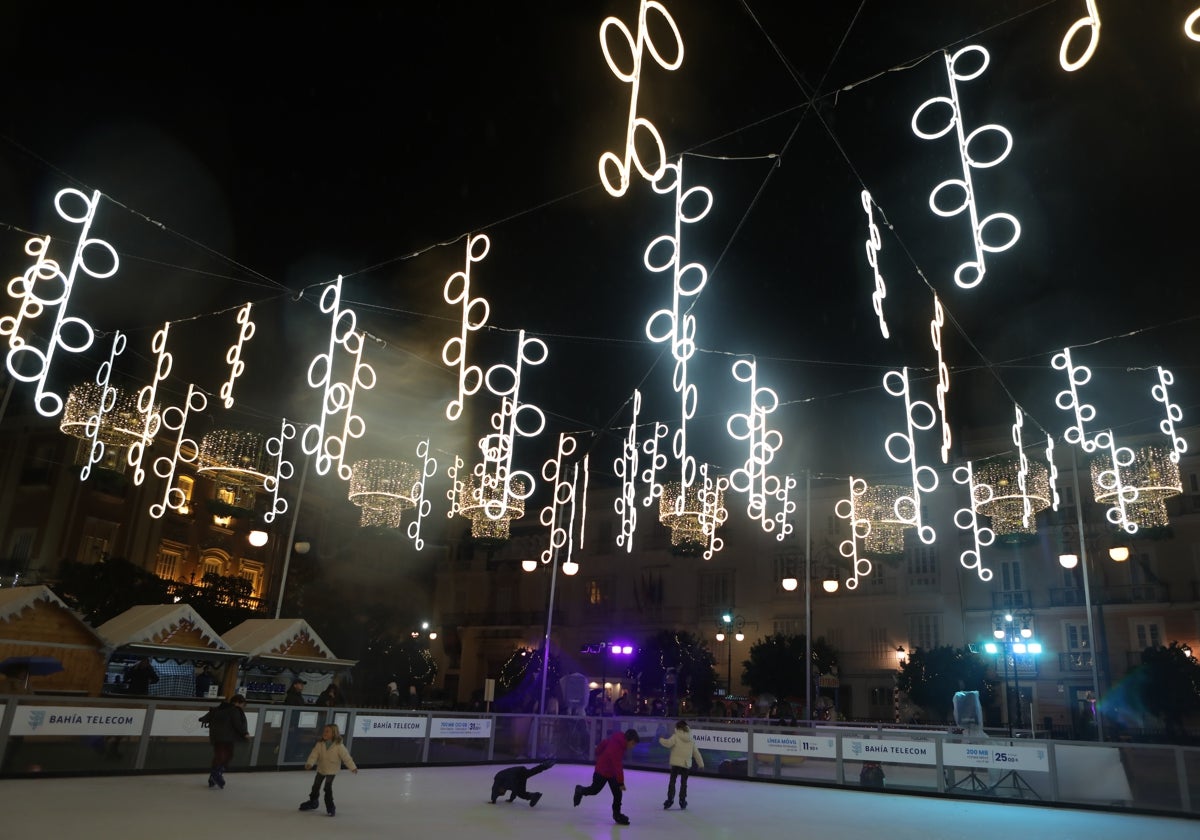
left=1, top=1, right=1198, bottom=509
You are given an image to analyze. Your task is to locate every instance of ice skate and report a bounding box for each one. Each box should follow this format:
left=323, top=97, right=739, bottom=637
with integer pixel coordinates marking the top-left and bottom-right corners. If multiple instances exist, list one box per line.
left=298, top=798, right=319, bottom=811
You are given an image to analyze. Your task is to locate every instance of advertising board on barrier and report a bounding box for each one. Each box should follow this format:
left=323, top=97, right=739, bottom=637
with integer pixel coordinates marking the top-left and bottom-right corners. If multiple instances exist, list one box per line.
left=151, top=709, right=259, bottom=737
left=845, top=737, right=937, bottom=766
left=352, top=716, right=428, bottom=739
left=690, top=729, right=749, bottom=752
left=752, top=732, right=837, bottom=758
left=431, top=718, right=491, bottom=739
left=943, top=742, right=1048, bottom=771
left=11, top=705, right=146, bottom=737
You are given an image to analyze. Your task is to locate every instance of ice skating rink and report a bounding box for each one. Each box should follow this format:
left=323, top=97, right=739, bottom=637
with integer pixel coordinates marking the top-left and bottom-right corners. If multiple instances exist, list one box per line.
left=4, top=764, right=1196, bottom=840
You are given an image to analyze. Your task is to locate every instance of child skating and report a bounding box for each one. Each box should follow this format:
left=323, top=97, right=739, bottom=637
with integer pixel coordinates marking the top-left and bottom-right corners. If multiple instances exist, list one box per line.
left=299, top=724, right=357, bottom=817
left=658, top=719, right=703, bottom=809
left=573, top=727, right=639, bottom=825
left=489, top=759, right=555, bottom=806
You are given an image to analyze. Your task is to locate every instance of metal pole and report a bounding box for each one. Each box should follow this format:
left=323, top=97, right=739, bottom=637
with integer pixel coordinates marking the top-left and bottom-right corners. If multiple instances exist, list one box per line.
left=1002, top=645, right=1012, bottom=738
left=538, top=550, right=559, bottom=715
left=727, top=638, right=732, bottom=696
left=804, top=470, right=812, bottom=723
left=1012, top=639, right=1022, bottom=730
left=1069, top=446, right=1104, bottom=742
left=274, top=451, right=311, bottom=619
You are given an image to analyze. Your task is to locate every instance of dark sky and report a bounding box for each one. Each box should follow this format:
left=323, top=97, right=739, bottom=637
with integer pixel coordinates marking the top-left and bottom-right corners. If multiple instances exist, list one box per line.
left=1, top=0, right=1198, bottom=508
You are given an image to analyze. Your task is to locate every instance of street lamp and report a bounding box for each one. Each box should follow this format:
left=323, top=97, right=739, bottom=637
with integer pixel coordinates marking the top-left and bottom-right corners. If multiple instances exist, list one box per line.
left=715, top=613, right=746, bottom=696
left=984, top=612, right=1042, bottom=737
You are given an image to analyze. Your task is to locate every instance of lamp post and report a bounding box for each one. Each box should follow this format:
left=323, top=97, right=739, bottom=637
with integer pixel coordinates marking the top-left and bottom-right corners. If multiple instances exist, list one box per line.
left=715, top=613, right=746, bottom=697
left=984, top=612, right=1042, bottom=737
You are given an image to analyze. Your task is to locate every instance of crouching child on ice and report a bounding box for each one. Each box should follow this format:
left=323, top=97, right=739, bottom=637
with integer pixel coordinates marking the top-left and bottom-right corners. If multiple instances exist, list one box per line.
left=489, top=759, right=555, bottom=806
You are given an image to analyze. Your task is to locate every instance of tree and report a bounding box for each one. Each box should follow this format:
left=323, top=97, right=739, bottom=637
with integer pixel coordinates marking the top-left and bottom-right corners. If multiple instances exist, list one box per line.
left=495, top=646, right=561, bottom=712
left=52, top=556, right=172, bottom=625
left=1123, top=642, right=1200, bottom=739
left=895, top=645, right=995, bottom=723
left=625, top=629, right=717, bottom=714
left=742, top=633, right=839, bottom=705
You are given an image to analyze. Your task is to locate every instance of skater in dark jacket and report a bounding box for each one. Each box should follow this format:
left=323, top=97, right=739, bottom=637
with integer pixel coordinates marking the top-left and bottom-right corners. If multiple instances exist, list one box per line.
left=489, top=760, right=555, bottom=806
left=299, top=724, right=357, bottom=817
left=573, top=728, right=640, bottom=825
left=199, top=694, right=250, bottom=789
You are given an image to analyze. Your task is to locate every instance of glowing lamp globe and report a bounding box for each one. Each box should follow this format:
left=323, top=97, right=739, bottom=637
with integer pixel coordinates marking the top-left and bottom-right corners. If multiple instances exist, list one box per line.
left=781, top=577, right=798, bottom=591
left=248, top=530, right=268, bottom=547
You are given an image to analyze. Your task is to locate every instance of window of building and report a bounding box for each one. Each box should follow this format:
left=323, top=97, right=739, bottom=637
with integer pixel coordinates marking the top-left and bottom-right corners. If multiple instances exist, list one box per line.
left=1130, top=619, right=1163, bottom=652
left=155, top=547, right=183, bottom=581
left=177, top=475, right=194, bottom=515
left=1056, top=484, right=1076, bottom=522
left=5, top=529, right=35, bottom=575
left=77, top=517, right=119, bottom=563
left=869, top=686, right=892, bottom=706
left=586, top=577, right=607, bottom=607
left=772, top=616, right=802, bottom=636
left=239, top=561, right=263, bottom=597
left=774, top=554, right=798, bottom=589
left=200, top=554, right=224, bottom=579
left=906, top=544, right=939, bottom=589
left=908, top=614, right=941, bottom=652
left=1063, top=621, right=1090, bottom=652
left=697, top=570, right=734, bottom=617
left=868, top=627, right=889, bottom=663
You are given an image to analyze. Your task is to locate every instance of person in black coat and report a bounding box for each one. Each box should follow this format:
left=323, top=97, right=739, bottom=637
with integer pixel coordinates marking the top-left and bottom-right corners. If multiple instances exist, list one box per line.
left=199, top=694, right=250, bottom=788
left=489, top=760, right=555, bottom=806
left=284, top=677, right=307, bottom=705
left=124, top=658, right=159, bottom=695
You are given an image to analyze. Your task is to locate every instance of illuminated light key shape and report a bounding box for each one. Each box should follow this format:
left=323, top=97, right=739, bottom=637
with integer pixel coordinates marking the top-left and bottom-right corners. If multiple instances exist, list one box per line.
left=860, top=190, right=889, bottom=340
left=931, top=295, right=951, bottom=464
left=476, top=330, right=547, bottom=521
left=128, top=323, right=172, bottom=486
left=1151, top=366, right=1187, bottom=463
left=441, top=234, right=491, bottom=421
left=1092, top=430, right=1140, bottom=534
left=699, top=464, right=729, bottom=561
left=301, top=276, right=377, bottom=479
left=912, top=46, right=1020, bottom=290
left=262, top=418, right=297, bottom=524
left=1045, top=434, right=1062, bottom=511
left=598, top=0, right=684, bottom=197
left=835, top=477, right=873, bottom=590
left=644, top=158, right=713, bottom=506
left=726, top=358, right=794, bottom=538
left=1051, top=347, right=1100, bottom=452
left=1012, top=405, right=1032, bottom=528
left=882, top=367, right=938, bottom=544
left=406, top=439, right=438, bottom=551
left=541, top=433, right=580, bottom=563
left=951, top=462, right=996, bottom=582
left=640, top=420, right=669, bottom=508
left=445, top=454, right=466, bottom=519
left=79, top=331, right=127, bottom=482
left=1060, top=0, right=1101, bottom=71
left=149, top=384, right=207, bottom=519
left=613, top=391, right=642, bottom=552
left=3, top=189, right=118, bottom=417
left=220, top=302, right=256, bottom=409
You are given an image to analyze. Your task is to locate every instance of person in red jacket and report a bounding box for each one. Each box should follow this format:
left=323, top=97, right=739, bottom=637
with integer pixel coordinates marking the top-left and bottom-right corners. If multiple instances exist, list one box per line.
left=573, top=727, right=640, bottom=825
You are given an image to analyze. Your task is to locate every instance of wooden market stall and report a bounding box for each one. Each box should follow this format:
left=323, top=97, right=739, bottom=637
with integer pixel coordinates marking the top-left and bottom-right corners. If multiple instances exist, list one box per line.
left=222, top=618, right=355, bottom=703
left=0, top=586, right=106, bottom=695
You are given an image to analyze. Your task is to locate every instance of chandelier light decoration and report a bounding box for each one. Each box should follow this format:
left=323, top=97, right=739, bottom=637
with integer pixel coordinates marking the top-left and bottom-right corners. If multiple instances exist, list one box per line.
left=834, top=476, right=873, bottom=590
left=262, top=418, right=297, bottom=524
left=1060, top=0, right=1101, bottom=71
left=406, top=439, right=438, bottom=550
left=441, top=234, right=491, bottom=422
left=859, top=483, right=915, bottom=555
left=644, top=157, right=713, bottom=513
left=640, top=420, right=669, bottom=508
left=198, top=429, right=271, bottom=488
left=931, top=296, right=952, bottom=464
left=540, top=433, right=589, bottom=573
left=300, top=276, right=376, bottom=480
left=458, top=472, right=527, bottom=541
left=1091, top=441, right=1181, bottom=533
left=1052, top=346, right=1100, bottom=452
left=613, top=391, right=641, bottom=553
left=860, top=189, right=889, bottom=340
left=911, top=45, right=1020, bottom=290
left=2, top=189, right=118, bottom=418
left=348, top=459, right=421, bottom=529
left=597, top=0, right=683, bottom=197
left=1152, top=366, right=1187, bottom=463
left=973, top=456, right=1051, bottom=537
left=149, top=384, right=207, bottom=519
left=951, top=462, right=995, bottom=581
left=219, top=302, right=256, bottom=409
left=882, top=367, right=937, bottom=544
left=58, top=332, right=146, bottom=480
left=726, top=358, right=795, bottom=540
left=659, top=464, right=727, bottom=559
left=128, top=323, right=172, bottom=486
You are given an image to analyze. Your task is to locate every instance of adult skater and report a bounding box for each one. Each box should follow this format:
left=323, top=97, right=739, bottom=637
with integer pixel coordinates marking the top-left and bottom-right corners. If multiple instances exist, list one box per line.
left=489, top=759, right=555, bottom=806
left=573, top=728, right=639, bottom=825
left=658, top=719, right=704, bottom=809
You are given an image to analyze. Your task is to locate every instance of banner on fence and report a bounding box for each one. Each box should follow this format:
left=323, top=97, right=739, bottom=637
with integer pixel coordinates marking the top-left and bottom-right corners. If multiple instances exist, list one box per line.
left=352, top=715, right=428, bottom=739
left=11, top=705, right=145, bottom=736
left=752, top=732, right=837, bottom=758
left=431, top=718, right=491, bottom=739
left=845, top=737, right=937, bottom=765
left=943, top=742, right=1048, bottom=771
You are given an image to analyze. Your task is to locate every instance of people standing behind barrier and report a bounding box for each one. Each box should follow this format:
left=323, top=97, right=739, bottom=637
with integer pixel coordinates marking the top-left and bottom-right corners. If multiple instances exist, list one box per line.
left=614, top=690, right=631, bottom=716
left=284, top=677, right=307, bottom=705
left=124, top=658, right=159, bottom=695
left=315, top=683, right=342, bottom=707
left=199, top=694, right=250, bottom=789
left=194, top=666, right=215, bottom=698
left=299, top=724, right=357, bottom=817
left=386, top=680, right=400, bottom=708
left=573, top=728, right=639, bottom=825
left=659, top=719, right=704, bottom=810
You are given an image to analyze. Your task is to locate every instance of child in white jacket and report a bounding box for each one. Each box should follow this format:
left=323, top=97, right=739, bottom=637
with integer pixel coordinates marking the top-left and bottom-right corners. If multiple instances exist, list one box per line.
left=299, top=724, right=357, bottom=817
left=658, top=719, right=704, bottom=809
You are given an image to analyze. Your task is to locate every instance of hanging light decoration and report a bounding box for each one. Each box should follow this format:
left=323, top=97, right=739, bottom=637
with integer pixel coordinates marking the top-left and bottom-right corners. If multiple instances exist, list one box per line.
left=348, top=459, right=421, bottom=528
left=858, top=483, right=912, bottom=555
left=659, top=469, right=727, bottom=556
left=197, top=429, right=271, bottom=488
left=458, top=472, right=527, bottom=541
left=60, top=381, right=153, bottom=448
left=1090, top=444, right=1180, bottom=531
left=974, top=456, right=1051, bottom=537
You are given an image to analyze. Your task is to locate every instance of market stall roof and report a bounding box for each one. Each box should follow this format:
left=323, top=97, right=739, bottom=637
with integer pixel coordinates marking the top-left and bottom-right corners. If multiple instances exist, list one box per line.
left=0, top=586, right=105, bottom=647
left=222, top=618, right=355, bottom=671
left=95, top=604, right=243, bottom=661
